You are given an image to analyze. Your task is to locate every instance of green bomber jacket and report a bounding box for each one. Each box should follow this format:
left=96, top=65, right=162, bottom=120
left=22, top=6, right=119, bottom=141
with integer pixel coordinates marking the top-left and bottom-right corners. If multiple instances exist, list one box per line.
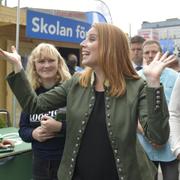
left=7, top=70, right=169, bottom=180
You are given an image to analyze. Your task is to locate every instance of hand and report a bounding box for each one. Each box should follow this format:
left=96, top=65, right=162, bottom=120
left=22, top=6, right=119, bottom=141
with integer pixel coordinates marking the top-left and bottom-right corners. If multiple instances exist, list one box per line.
left=143, top=52, right=177, bottom=87
left=137, top=120, right=144, bottom=134
left=0, top=139, right=14, bottom=148
left=151, top=142, right=163, bottom=149
left=32, top=126, right=56, bottom=142
left=0, top=46, right=23, bottom=72
left=41, top=115, right=62, bottom=133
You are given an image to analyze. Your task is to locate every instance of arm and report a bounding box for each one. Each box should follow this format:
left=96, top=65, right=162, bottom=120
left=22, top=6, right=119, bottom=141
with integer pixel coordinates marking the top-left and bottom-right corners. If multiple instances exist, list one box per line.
left=1, top=46, right=68, bottom=113
left=138, top=52, right=176, bottom=144
left=18, top=112, right=34, bottom=142
left=41, top=115, right=63, bottom=133
left=19, top=112, right=61, bottom=142
left=169, top=76, right=180, bottom=158
left=20, top=113, right=65, bottom=143
left=139, top=84, right=169, bottom=145
left=6, top=69, right=69, bottom=114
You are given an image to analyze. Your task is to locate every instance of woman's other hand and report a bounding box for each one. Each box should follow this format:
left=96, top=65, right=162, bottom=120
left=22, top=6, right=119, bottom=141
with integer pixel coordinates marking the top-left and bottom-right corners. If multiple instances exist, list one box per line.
left=0, top=46, right=23, bottom=73
left=143, top=52, right=177, bottom=87
left=41, top=115, right=63, bottom=133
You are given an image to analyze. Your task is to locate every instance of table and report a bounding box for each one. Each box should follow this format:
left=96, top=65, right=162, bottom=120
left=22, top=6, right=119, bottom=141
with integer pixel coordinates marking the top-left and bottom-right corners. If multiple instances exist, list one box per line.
left=0, top=127, right=32, bottom=180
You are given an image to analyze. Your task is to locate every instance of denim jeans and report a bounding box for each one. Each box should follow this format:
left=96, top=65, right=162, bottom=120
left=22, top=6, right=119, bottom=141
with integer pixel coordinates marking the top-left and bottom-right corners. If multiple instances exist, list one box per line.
left=32, top=155, right=60, bottom=180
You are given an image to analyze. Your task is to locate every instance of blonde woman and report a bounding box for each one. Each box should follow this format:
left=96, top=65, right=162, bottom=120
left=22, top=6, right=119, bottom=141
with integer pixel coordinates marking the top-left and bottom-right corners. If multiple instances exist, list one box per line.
left=19, top=43, right=71, bottom=180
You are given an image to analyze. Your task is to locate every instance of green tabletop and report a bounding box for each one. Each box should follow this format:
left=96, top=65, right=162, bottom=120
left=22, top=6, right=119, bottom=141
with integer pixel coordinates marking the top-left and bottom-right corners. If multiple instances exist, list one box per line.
left=0, top=127, right=32, bottom=158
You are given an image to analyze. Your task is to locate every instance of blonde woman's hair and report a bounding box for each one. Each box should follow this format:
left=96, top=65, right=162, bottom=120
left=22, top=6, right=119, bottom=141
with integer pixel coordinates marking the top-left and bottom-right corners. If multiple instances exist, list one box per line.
left=79, top=23, right=140, bottom=97
left=26, top=43, right=71, bottom=89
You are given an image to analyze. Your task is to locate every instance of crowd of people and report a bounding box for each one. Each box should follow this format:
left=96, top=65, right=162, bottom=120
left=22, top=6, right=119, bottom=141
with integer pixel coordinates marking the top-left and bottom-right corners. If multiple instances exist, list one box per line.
left=130, top=37, right=179, bottom=180
left=0, top=22, right=180, bottom=180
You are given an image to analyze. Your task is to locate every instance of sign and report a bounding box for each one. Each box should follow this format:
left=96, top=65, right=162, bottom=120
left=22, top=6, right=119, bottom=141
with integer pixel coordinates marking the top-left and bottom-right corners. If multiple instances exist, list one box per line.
left=160, top=39, right=175, bottom=54
left=26, top=9, right=91, bottom=43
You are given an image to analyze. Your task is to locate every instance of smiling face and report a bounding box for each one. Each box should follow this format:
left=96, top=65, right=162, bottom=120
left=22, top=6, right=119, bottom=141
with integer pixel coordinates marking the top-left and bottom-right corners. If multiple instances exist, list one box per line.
left=34, top=55, right=58, bottom=82
left=80, top=27, right=99, bottom=69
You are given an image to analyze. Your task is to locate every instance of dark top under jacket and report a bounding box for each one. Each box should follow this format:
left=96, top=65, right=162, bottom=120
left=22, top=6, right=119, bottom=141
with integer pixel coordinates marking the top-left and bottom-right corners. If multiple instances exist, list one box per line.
left=73, top=91, right=118, bottom=180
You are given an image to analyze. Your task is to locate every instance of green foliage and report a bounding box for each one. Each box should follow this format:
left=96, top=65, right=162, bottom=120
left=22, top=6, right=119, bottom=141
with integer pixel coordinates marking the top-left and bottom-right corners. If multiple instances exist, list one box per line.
left=0, top=117, right=6, bottom=128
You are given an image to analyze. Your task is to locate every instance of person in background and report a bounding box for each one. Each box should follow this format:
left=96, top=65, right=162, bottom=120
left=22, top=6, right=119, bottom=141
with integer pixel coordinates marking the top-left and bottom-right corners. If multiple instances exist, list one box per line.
left=66, top=53, right=83, bottom=75
left=169, top=75, right=180, bottom=161
left=18, top=43, right=71, bottom=180
left=169, top=47, right=180, bottom=72
left=137, top=39, right=179, bottom=180
left=0, top=23, right=176, bottom=180
left=168, top=58, right=180, bottom=72
left=130, top=35, right=145, bottom=71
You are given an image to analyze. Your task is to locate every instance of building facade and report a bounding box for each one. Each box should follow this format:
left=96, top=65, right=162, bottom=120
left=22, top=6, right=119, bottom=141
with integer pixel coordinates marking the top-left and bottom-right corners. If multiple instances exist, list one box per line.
left=138, top=18, right=180, bottom=54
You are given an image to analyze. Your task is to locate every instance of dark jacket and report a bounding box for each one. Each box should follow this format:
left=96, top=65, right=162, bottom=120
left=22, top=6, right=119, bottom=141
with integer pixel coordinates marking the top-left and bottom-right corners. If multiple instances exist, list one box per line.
left=7, top=70, right=169, bottom=180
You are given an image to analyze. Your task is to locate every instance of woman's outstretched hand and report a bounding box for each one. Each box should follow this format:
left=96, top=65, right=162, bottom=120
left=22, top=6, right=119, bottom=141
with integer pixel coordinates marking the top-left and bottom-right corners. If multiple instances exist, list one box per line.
left=0, top=46, right=23, bottom=73
left=143, top=52, right=177, bottom=87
